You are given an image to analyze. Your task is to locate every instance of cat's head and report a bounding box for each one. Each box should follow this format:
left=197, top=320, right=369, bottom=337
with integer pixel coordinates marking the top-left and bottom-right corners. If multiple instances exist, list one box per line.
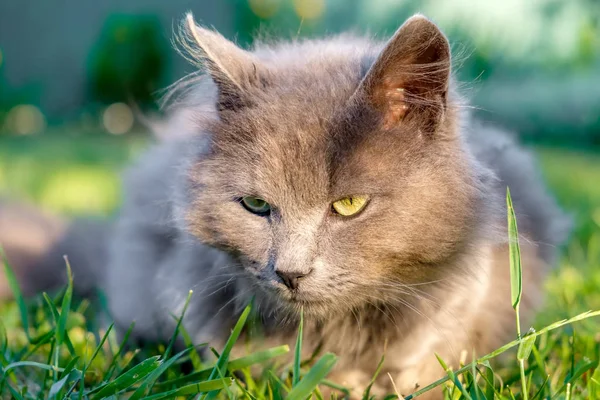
left=178, top=14, right=488, bottom=318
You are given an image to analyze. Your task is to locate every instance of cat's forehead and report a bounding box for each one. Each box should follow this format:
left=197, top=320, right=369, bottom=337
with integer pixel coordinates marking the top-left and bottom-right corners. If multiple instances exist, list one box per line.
left=226, top=105, right=334, bottom=204
left=212, top=96, right=405, bottom=207
left=215, top=62, right=360, bottom=160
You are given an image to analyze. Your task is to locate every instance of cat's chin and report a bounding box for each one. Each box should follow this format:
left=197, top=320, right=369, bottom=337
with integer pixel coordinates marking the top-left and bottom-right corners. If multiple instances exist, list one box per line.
left=276, top=298, right=338, bottom=320
left=283, top=295, right=351, bottom=320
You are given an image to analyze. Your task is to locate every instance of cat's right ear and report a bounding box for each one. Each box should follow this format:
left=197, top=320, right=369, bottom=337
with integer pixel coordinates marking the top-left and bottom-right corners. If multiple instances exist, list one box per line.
left=181, top=13, right=266, bottom=112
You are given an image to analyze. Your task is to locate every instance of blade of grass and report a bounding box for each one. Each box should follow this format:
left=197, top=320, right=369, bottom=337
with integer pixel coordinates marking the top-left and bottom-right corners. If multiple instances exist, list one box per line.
left=177, top=317, right=204, bottom=371
left=41, top=292, right=61, bottom=382
left=21, top=331, right=55, bottom=358
left=321, top=379, right=351, bottom=398
left=293, top=307, right=303, bottom=387
left=268, top=370, right=291, bottom=394
left=82, top=322, right=114, bottom=391
left=164, top=290, right=193, bottom=360
left=143, top=378, right=233, bottom=400
left=405, top=309, right=600, bottom=399
left=213, top=349, right=235, bottom=400
left=155, top=345, right=289, bottom=389
left=506, top=187, right=523, bottom=314
left=63, top=378, right=81, bottom=399
left=55, top=357, right=81, bottom=399
left=105, top=321, right=135, bottom=380
left=240, top=368, right=260, bottom=397
left=475, top=366, right=502, bottom=399
left=531, top=374, right=550, bottom=400
left=508, top=187, right=527, bottom=400
left=2, top=360, right=64, bottom=374
left=268, top=373, right=286, bottom=400
left=201, top=302, right=253, bottom=399
left=1, top=247, right=30, bottom=341
left=89, top=355, right=161, bottom=399
left=228, top=345, right=290, bottom=371
left=0, top=318, right=6, bottom=353
left=40, top=336, right=56, bottom=394
left=48, top=369, right=81, bottom=399
left=470, top=350, right=483, bottom=400
left=0, top=352, right=17, bottom=387
left=42, top=292, right=76, bottom=356
left=286, top=353, right=337, bottom=400
left=5, top=381, right=25, bottom=400
left=552, top=358, right=598, bottom=399
left=59, top=356, right=80, bottom=379
left=517, top=333, right=536, bottom=400
left=435, top=353, right=473, bottom=400
left=129, top=348, right=191, bottom=400
left=517, top=333, right=536, bottom=363
left=587, top=366, right=600, bottom=399
left=56, top=257, right=73, bottom=347
left=233, top=376, right=258, bottom=400
left=363, top=354, right=385, bottom=400
left=531, top=345, right=547, bottom=382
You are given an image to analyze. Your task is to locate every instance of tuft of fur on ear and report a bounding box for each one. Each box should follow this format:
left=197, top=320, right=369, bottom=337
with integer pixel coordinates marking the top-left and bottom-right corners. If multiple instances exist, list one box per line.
left=178, top=13, right=267, bottom=112
left=356, top=14, right=451, bottom=133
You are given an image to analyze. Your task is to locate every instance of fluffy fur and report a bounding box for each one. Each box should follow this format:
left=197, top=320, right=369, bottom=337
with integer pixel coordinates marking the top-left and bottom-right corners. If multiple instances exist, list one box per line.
left=0, top=14, right=570, bottom=398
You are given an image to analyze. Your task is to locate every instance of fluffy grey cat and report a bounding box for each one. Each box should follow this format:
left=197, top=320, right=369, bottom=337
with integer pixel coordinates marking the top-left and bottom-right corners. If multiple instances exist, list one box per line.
left=0, top=13, right=570, bottom=398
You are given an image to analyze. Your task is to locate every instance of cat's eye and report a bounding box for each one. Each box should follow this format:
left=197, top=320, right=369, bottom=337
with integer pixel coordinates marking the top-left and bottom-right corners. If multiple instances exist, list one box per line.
left=331, top=196, right=369, bottom=217
left=241, top=196, right=271, bottom=216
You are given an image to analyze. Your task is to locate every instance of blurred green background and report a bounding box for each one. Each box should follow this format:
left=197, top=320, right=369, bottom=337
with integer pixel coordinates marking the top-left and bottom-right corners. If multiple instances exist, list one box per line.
left=0, top=0, right=598, bottom=250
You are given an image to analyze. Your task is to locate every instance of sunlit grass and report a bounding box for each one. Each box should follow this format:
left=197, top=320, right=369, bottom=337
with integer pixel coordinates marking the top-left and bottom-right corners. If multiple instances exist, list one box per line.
left=0, top=133, right=147, bottom=215
left=537, top=147, right=600, bottom=246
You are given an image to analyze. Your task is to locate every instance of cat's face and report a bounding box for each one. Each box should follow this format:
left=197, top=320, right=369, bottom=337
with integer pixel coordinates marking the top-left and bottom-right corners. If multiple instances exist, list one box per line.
left=181, top=15, right=483, bottom=318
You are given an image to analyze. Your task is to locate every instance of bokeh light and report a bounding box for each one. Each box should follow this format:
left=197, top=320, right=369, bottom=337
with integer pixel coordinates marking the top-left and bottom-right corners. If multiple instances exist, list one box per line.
left=249, top=0, right=281, bottom=19
left=102, top=102, right=134, bottom=135
left=39, top=167, right=120, bottom=214
left=293, top=0, right=325, bottom=20
left=5, top=104, right=47, bottom=135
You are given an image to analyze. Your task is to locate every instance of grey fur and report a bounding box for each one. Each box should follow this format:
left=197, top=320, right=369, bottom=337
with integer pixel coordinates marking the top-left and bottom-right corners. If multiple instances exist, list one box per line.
left=0, top=14, right=570, bottom=397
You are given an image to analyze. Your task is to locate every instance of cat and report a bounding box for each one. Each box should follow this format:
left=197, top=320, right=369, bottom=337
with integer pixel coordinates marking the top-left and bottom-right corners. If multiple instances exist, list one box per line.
left=0, top=13, right=571, bottom=398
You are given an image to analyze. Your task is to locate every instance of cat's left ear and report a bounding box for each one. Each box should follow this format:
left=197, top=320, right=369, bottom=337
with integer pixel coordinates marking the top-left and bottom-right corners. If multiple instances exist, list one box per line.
left=356, top=15, right=451, bottom=133
left=182, top=13, right=266, bottom=112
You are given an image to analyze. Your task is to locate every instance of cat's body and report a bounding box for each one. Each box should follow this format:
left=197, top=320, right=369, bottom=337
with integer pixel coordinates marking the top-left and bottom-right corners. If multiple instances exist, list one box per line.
left=0, top=15, right=569, bottom=398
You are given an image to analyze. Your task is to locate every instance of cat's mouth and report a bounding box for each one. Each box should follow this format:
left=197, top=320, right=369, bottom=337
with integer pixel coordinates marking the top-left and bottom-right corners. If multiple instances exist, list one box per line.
left=259, top=278, right=324, bottom=304
left=255, top=278, right=347, bottom=318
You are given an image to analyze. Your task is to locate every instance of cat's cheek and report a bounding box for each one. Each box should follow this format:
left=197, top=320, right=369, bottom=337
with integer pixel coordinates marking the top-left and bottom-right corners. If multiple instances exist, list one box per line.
left=187, top=201, right=272, bottom=260
left=305, top=256, right=357, bottom=301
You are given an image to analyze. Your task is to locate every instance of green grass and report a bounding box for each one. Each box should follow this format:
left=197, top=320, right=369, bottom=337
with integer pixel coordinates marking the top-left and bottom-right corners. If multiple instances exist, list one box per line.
left=0, top=132, right=146, bottom=216
left=1, top=135, right=600, bottom=399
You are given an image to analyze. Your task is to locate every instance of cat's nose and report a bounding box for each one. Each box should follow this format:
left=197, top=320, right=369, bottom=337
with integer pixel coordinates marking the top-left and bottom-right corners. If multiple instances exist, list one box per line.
left=275, top=269, right=312, bottom=290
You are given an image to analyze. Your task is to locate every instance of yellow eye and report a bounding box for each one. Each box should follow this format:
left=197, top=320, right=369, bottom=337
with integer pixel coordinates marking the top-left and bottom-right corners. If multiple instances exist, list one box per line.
left=331, top=196, right=369, bottom=217
left=241, top=196, right=271, bottom=215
